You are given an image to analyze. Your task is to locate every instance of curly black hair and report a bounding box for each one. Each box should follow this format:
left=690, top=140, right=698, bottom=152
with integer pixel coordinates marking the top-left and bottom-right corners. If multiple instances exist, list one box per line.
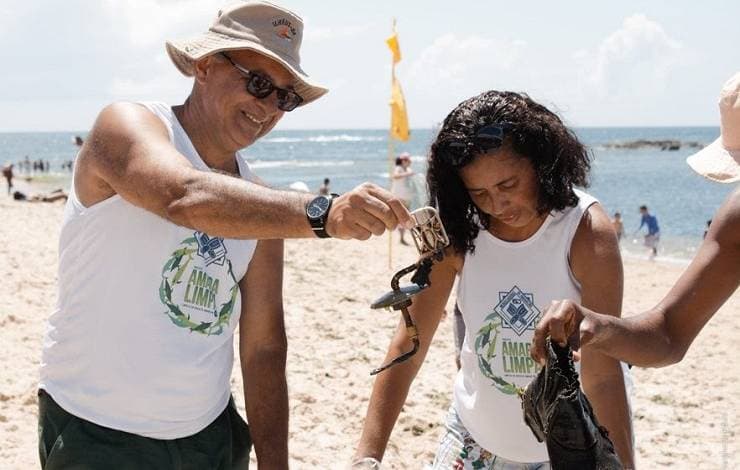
left=427, top=90, right=591, bottom=256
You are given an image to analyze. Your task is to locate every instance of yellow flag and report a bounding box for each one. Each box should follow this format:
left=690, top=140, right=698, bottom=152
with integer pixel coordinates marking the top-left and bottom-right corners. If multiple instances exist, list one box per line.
left=386, top=32, right=401, bottom=64
left=389, top=77, right=409, bottom=141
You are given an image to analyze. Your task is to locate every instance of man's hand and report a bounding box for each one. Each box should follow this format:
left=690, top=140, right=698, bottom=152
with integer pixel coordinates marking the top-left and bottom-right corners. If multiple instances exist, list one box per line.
left=326, top=183, right=414, bottom=240
left=531, top=300, right=600, bottom=365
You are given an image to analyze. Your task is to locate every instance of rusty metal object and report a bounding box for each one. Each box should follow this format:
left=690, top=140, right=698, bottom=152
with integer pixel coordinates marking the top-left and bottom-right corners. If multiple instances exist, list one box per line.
left=369, top=207, right=449, bottom=375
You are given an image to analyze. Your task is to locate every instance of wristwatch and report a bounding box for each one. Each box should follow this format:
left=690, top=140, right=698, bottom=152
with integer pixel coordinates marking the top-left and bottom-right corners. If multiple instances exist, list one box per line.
left=305, top=193, right=337, bottom=238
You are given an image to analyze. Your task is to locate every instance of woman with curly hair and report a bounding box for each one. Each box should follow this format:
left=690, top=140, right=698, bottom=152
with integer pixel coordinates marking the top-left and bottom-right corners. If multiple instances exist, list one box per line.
left=352, top=91, right=634, bottom=469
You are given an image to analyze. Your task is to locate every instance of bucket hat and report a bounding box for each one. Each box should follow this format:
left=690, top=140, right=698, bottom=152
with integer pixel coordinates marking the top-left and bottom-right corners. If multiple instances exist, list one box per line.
left=166, top=1, right=328, bottom=106
left=686, top=72, right=740, bottom=183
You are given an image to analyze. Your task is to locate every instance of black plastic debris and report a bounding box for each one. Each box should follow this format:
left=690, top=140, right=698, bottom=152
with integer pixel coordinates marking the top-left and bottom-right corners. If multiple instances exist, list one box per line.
left=521, top=339, right=623, bottom=470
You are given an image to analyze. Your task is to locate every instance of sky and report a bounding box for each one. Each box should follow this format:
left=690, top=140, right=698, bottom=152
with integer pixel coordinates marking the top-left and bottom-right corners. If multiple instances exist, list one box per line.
left=0, top=0, right=738, bottom=131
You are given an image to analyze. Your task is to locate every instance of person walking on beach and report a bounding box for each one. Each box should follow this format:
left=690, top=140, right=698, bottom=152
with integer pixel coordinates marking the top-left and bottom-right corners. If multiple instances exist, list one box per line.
left=391, top=152, right=414, bottom=245
left=532, top=71, right=740, bottom=370
left=612, top=211, right=624, bottom=241
left=318, top=177, right=331, bottom=195
left=37, top=2, right=412, bottom=469
left=352, top=91, right=634, bottom=469
left=637, top=205, right=660, bottom=258
left=2, top=163, right=13, bottom=195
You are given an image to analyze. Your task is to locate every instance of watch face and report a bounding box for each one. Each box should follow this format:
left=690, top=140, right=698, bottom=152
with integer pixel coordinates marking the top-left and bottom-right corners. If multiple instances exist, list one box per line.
left=307, top=196, right=331, bottom=219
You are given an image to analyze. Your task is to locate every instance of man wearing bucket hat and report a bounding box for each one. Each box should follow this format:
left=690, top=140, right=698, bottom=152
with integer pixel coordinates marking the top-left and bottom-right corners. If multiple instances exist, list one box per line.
left=532, top=71, right=740, bottom=368
left=37, top=2, right=412, bottom=469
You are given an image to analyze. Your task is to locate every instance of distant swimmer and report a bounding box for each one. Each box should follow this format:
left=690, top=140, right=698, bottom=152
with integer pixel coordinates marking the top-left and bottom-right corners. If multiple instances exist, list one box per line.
left=318, top=177, right=330, bottom=195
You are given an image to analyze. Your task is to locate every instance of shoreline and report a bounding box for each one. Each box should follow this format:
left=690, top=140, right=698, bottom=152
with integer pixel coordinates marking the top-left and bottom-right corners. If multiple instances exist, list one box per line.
left=619, top=250, right=692, bottom=267
left=0, top=198, right=737, bottom=468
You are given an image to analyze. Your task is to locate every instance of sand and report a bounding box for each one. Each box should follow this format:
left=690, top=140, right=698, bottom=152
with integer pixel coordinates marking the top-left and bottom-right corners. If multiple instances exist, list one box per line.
left=0, top=198, right=737, bottom=469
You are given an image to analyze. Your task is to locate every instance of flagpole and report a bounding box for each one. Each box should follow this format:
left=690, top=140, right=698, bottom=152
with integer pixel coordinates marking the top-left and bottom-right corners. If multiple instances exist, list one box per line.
left=387, top=18, right=397, bottom=270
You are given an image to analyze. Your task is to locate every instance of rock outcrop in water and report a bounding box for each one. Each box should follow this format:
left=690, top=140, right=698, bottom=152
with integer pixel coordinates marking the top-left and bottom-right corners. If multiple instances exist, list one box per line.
left=602, top=139, right=705, bottom=151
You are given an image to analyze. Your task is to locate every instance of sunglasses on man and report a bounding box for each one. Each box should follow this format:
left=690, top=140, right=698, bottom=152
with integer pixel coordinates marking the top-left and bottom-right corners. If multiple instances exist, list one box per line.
left=436, top=123, right=512, bottom=166
left=221, top=53, right=304, bottom=112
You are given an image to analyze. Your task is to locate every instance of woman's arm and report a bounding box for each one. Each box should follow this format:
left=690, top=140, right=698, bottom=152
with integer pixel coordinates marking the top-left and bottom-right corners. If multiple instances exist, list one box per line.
left=569, top=203, right=635, bottom=468
left=352, top=252, right=459, bottom=463
left=533, top=188, right=740, bottom=367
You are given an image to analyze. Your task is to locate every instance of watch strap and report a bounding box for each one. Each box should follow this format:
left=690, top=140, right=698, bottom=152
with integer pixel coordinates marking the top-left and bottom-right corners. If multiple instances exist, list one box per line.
left=308, top=193, right=337, bottom=238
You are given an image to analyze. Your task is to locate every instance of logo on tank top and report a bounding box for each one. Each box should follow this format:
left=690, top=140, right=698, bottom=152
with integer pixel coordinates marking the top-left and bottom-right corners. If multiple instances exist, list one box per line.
left=494, top=286, right=541, bottom=335
left=195, top=232, right=227, bottom=267
left=474, top=286, right=542, bottom=395
left=158, top=232, right=239, bottom=336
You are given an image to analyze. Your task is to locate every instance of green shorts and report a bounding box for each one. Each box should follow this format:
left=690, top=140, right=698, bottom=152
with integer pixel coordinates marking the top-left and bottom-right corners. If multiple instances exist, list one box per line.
left=38, top=389, right=251, bottom=470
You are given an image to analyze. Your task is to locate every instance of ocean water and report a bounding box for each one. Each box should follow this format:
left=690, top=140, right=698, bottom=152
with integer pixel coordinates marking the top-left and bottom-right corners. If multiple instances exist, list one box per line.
left=0, top=127, right=734, bottom=262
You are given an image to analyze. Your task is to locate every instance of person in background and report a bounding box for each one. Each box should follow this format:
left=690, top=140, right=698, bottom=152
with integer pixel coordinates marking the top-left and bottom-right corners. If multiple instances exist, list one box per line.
left=353, top=90, right=634, bottom=469
left=703, top=219, right=712, bottom=239
left=318, top=177, right=331, bottom=195
left=2, top=163, right=14, bottom=195
left=612, top=211, right=624, bottom=241
left=390, top=152, right=414, bottom=245
left=637, top=205, right=660, bottom=258
left=532, top=70, right=740, bottom=370
left=13, top=188, right=68, bottom=203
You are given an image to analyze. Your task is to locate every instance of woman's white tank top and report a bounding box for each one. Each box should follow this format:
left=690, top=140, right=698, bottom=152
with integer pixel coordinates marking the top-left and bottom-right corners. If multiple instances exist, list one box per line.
left=454, top=189, right=597, bottom=462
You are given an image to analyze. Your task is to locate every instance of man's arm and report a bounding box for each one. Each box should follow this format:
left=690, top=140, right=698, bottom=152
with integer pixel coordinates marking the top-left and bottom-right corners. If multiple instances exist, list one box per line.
left=570, top=204, right=635, bottom=468
left=533, top=188, right=740, bottom=367
left=75, top=103, right=412, bottom=240
left=353, top=254, right=458, bottom=463
left=239, top=239, right=288, bottom=468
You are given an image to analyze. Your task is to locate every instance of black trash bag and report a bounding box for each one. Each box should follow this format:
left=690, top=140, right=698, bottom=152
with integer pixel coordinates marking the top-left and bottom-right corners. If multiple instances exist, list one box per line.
left=521, top=338, right=623, bottom=470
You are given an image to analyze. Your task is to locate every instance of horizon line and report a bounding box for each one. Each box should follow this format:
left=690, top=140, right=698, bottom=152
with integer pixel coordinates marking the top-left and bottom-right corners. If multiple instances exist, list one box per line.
left=0, top=125, right=720, bottom=134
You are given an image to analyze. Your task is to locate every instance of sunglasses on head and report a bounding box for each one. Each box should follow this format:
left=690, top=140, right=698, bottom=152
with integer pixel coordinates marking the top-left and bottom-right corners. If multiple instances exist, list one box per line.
left=221, top=53, right=304, bottom=112
left=436, top=123, right=512, bottom=166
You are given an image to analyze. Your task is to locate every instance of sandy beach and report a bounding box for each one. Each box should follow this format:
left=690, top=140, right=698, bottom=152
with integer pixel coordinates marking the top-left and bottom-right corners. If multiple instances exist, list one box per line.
left=0, top=197, right=737, bottom=469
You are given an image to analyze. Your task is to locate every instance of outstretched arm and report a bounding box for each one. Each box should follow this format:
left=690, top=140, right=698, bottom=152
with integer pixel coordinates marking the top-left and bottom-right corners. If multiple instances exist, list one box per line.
left=74, top=103, right=412, bottom=241
left=533, top=188, right=740, bottom=367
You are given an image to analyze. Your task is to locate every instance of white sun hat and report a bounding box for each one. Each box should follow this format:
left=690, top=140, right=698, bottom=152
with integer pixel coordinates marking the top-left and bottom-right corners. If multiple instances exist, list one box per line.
left=686, top=72, right=740, bottom=183
left=165, top=1, right=328, bottom=106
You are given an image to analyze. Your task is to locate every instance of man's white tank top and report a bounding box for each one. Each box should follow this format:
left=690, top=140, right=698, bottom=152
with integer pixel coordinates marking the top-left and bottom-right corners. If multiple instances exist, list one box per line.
left=40, top=102, right=258, bottom=439
left=454, top=189, right=597, bottom=462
